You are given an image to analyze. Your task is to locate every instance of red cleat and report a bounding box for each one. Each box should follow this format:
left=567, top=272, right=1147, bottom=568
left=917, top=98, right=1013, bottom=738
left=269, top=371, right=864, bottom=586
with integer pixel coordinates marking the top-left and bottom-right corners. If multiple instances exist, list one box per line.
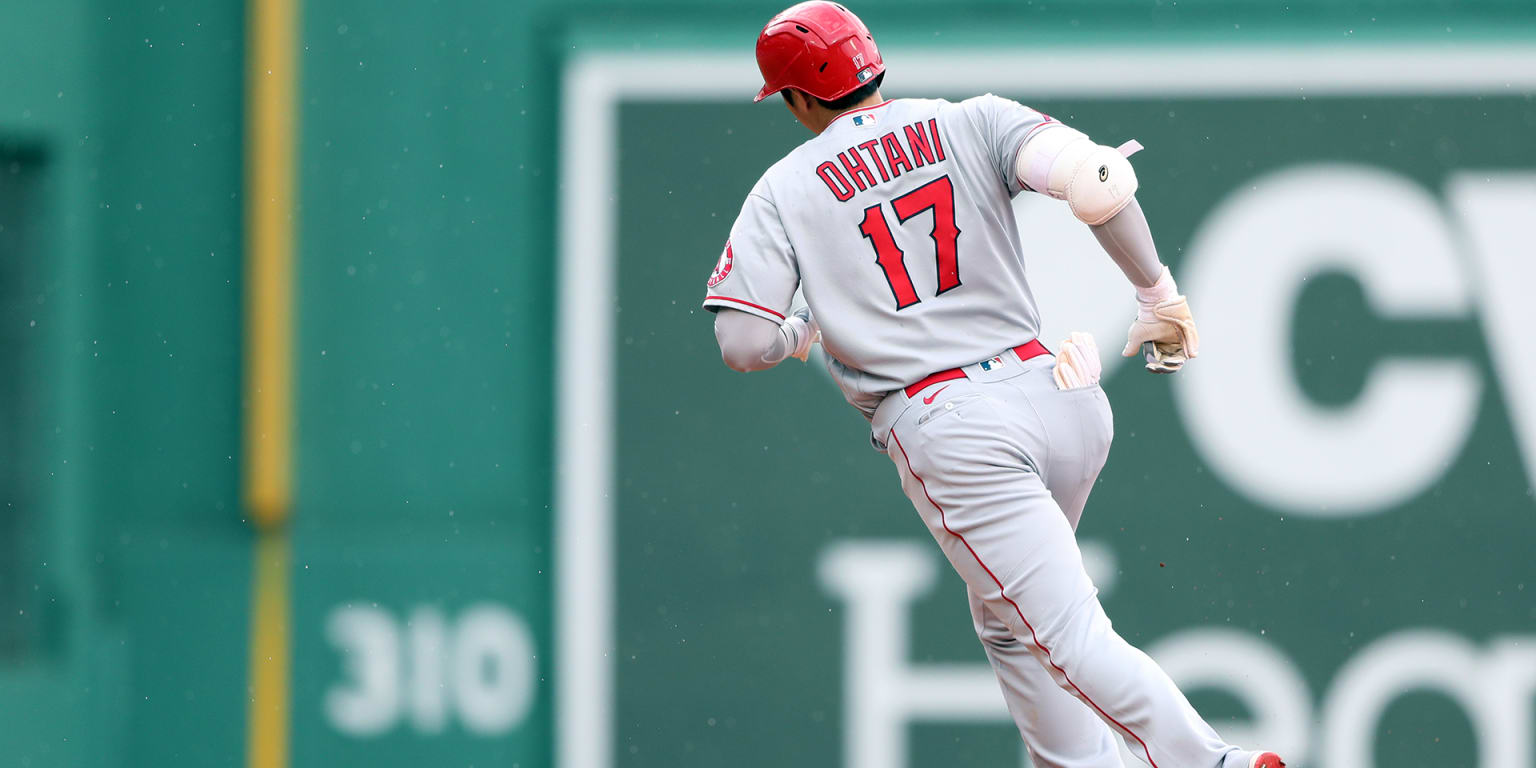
left=1249, top=753, right=1285, bottom=768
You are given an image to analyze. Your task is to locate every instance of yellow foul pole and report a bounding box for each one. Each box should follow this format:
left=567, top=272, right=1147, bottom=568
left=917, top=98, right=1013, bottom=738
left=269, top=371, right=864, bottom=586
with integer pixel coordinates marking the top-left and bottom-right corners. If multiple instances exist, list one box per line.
left=243, top=0, right=297, bottom=763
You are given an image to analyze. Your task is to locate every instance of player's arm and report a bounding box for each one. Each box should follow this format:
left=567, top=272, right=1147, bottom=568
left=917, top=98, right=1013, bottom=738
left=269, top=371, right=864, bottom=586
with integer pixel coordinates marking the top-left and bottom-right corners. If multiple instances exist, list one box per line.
left=714, top=307, right=818, bottom=372
left=963, top=93, right=1197, bottom=372
left=703, top=188, right=816, bottom=372
left=1014, top=124, right=1199, bottom=373
left=1088, top=200, right=1199, bottom=373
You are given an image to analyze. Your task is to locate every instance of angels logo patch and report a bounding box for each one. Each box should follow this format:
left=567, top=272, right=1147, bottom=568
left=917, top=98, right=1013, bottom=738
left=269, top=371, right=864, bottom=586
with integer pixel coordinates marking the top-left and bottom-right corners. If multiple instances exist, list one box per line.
left=707, top=241, right=734, bottom=288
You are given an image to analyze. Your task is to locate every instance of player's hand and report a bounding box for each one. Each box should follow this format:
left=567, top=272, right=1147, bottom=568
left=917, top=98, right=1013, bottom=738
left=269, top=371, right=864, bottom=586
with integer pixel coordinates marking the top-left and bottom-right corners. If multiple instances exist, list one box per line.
left=1121, top=267, right=1199, bottom=374
left=783, top=307, right=821, bottom=362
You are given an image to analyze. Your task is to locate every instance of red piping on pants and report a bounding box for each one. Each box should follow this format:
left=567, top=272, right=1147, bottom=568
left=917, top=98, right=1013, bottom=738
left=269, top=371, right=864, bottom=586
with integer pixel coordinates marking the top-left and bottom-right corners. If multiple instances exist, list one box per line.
left=890, top=430, right=1160, bottom=768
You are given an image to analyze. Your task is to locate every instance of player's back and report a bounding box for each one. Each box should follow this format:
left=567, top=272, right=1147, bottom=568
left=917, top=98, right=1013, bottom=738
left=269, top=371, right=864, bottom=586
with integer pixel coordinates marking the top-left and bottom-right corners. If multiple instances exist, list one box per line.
left=704, top=94, right=1055, bottom=414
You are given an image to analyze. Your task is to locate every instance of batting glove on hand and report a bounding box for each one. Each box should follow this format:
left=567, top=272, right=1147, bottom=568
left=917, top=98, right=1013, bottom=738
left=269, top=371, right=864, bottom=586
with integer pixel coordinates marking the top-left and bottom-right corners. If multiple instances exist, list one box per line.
left=1121, top=267, right=1199, bottom=374
left=782, top=307, right=821, bottom=363
left=1053, top=331, right=1103, bottom=390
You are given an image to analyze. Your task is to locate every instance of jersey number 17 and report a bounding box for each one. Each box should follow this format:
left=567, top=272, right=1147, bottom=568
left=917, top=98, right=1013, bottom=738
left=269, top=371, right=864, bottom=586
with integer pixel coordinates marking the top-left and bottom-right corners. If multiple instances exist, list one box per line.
left=857, top=175, right=961, bottom=310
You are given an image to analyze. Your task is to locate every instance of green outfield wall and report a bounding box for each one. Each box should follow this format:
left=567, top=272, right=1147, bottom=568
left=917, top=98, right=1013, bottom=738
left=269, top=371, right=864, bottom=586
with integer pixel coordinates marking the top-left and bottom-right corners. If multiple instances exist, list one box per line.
left=1, top=2, right=1534, bottom=767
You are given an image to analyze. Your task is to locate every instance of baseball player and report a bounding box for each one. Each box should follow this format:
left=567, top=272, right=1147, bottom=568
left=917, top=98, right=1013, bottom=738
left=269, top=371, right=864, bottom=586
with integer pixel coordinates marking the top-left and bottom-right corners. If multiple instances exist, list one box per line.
left=704, top=3, right=1285, bottom=768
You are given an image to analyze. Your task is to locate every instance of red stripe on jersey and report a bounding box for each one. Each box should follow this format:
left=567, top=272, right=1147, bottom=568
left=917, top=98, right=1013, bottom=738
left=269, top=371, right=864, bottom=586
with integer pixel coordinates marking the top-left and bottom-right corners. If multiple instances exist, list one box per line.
left=706, top=296, right=786, bottom=320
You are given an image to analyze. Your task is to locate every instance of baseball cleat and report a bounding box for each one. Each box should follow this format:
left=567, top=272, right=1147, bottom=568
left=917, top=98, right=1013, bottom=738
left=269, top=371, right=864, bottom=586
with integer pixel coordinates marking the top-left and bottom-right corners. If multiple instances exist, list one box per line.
left=1248, top=752, right=1285, bottom=768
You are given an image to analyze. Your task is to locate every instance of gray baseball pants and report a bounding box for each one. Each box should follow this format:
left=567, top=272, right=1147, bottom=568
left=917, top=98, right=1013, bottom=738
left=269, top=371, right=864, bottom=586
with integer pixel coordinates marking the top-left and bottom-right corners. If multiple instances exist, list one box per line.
left=871, top=347, right=1253, bottom=768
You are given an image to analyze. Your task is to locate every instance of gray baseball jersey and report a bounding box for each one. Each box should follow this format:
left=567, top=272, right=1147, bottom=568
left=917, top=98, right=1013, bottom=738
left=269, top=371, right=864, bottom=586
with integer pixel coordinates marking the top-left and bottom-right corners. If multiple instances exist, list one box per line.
left=703, top=95, right=1060, bottom=415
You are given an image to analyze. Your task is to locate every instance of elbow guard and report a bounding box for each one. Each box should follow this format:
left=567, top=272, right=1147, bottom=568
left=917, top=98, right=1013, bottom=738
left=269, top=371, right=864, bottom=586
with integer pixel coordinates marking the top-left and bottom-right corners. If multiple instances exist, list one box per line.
left=1017, top=126, right=1141, bottom=226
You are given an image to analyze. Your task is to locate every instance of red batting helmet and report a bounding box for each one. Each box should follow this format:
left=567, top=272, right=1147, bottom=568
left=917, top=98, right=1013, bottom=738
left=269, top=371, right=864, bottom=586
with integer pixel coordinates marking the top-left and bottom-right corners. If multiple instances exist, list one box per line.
left=754, top=2, right=885, bottom=103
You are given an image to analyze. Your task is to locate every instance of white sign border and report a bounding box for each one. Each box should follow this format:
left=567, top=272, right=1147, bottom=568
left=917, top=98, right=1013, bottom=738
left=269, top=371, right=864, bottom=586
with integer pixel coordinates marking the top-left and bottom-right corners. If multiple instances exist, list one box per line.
left=555, top=43, right=1536, bottom=768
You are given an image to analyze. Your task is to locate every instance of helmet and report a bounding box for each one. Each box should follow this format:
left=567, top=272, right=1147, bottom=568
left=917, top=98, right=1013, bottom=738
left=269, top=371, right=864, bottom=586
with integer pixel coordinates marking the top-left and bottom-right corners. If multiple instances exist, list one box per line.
left=754, top=2, right=885, bottom=103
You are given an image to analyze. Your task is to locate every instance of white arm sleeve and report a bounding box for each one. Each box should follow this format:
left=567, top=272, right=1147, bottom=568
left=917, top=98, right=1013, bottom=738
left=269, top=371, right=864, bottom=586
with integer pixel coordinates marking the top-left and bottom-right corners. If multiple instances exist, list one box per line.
left=1089, top=198, right=1164, bottom=288
left=714, top=307, right=815, bottom=372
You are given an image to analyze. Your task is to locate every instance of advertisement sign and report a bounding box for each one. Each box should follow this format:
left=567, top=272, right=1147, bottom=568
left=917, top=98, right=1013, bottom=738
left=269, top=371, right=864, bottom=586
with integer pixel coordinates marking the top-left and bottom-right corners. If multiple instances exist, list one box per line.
left=559, top=46, right=1536, bottom=768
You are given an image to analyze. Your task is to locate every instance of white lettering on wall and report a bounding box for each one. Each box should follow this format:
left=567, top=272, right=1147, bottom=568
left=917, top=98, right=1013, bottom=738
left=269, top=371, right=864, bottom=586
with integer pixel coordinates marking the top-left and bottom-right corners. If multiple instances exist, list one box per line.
left=821, top=542, right=1536, bottom=768
left=324, top=602, right=537, bottom=737
left=1446, top=173, right=1536, bottom=499
left=1177, top=165, right=1481, bottom=515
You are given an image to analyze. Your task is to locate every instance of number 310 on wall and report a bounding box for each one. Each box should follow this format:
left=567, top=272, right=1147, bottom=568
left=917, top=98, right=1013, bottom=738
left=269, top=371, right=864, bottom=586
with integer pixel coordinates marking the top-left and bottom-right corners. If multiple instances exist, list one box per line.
left=325, top=602, right=538, bottom=736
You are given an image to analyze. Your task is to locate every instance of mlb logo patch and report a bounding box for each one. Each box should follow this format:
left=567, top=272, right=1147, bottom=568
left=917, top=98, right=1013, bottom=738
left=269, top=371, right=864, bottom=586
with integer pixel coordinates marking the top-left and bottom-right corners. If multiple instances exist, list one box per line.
left=979, top=356, right=1006, bottom=372
left=856, top=66, right=875, bottom=83
left=852, top=113, right=876, bottom=127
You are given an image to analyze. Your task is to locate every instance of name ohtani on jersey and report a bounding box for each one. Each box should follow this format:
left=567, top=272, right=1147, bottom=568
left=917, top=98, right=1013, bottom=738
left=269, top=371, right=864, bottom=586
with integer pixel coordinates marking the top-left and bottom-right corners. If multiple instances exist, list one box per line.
left=815, top=117, right=946, bottom=202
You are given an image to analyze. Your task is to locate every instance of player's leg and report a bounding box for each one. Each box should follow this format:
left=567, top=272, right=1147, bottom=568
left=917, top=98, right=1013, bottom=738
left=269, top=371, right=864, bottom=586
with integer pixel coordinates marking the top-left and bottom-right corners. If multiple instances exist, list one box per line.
left=963, top=379, right=1120, bottom=768
left=886, top=371, right=1258, bottom=768
left=968, top=587, right=1121, bottom=768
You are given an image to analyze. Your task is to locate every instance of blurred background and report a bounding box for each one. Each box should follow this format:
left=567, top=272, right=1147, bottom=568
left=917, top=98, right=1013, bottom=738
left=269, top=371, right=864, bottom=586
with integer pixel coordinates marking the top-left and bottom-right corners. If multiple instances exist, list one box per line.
left=1, top=0, right=1534, bottom=766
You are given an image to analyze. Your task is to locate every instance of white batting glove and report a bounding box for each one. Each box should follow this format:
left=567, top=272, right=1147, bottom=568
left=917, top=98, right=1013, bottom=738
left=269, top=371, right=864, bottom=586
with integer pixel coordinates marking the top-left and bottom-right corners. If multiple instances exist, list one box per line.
left=1121, top=267, right=1200, bottom=374
left=1053, top=332, right=1102, bottom=390
left=781, top=307, right=821, bottom=362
